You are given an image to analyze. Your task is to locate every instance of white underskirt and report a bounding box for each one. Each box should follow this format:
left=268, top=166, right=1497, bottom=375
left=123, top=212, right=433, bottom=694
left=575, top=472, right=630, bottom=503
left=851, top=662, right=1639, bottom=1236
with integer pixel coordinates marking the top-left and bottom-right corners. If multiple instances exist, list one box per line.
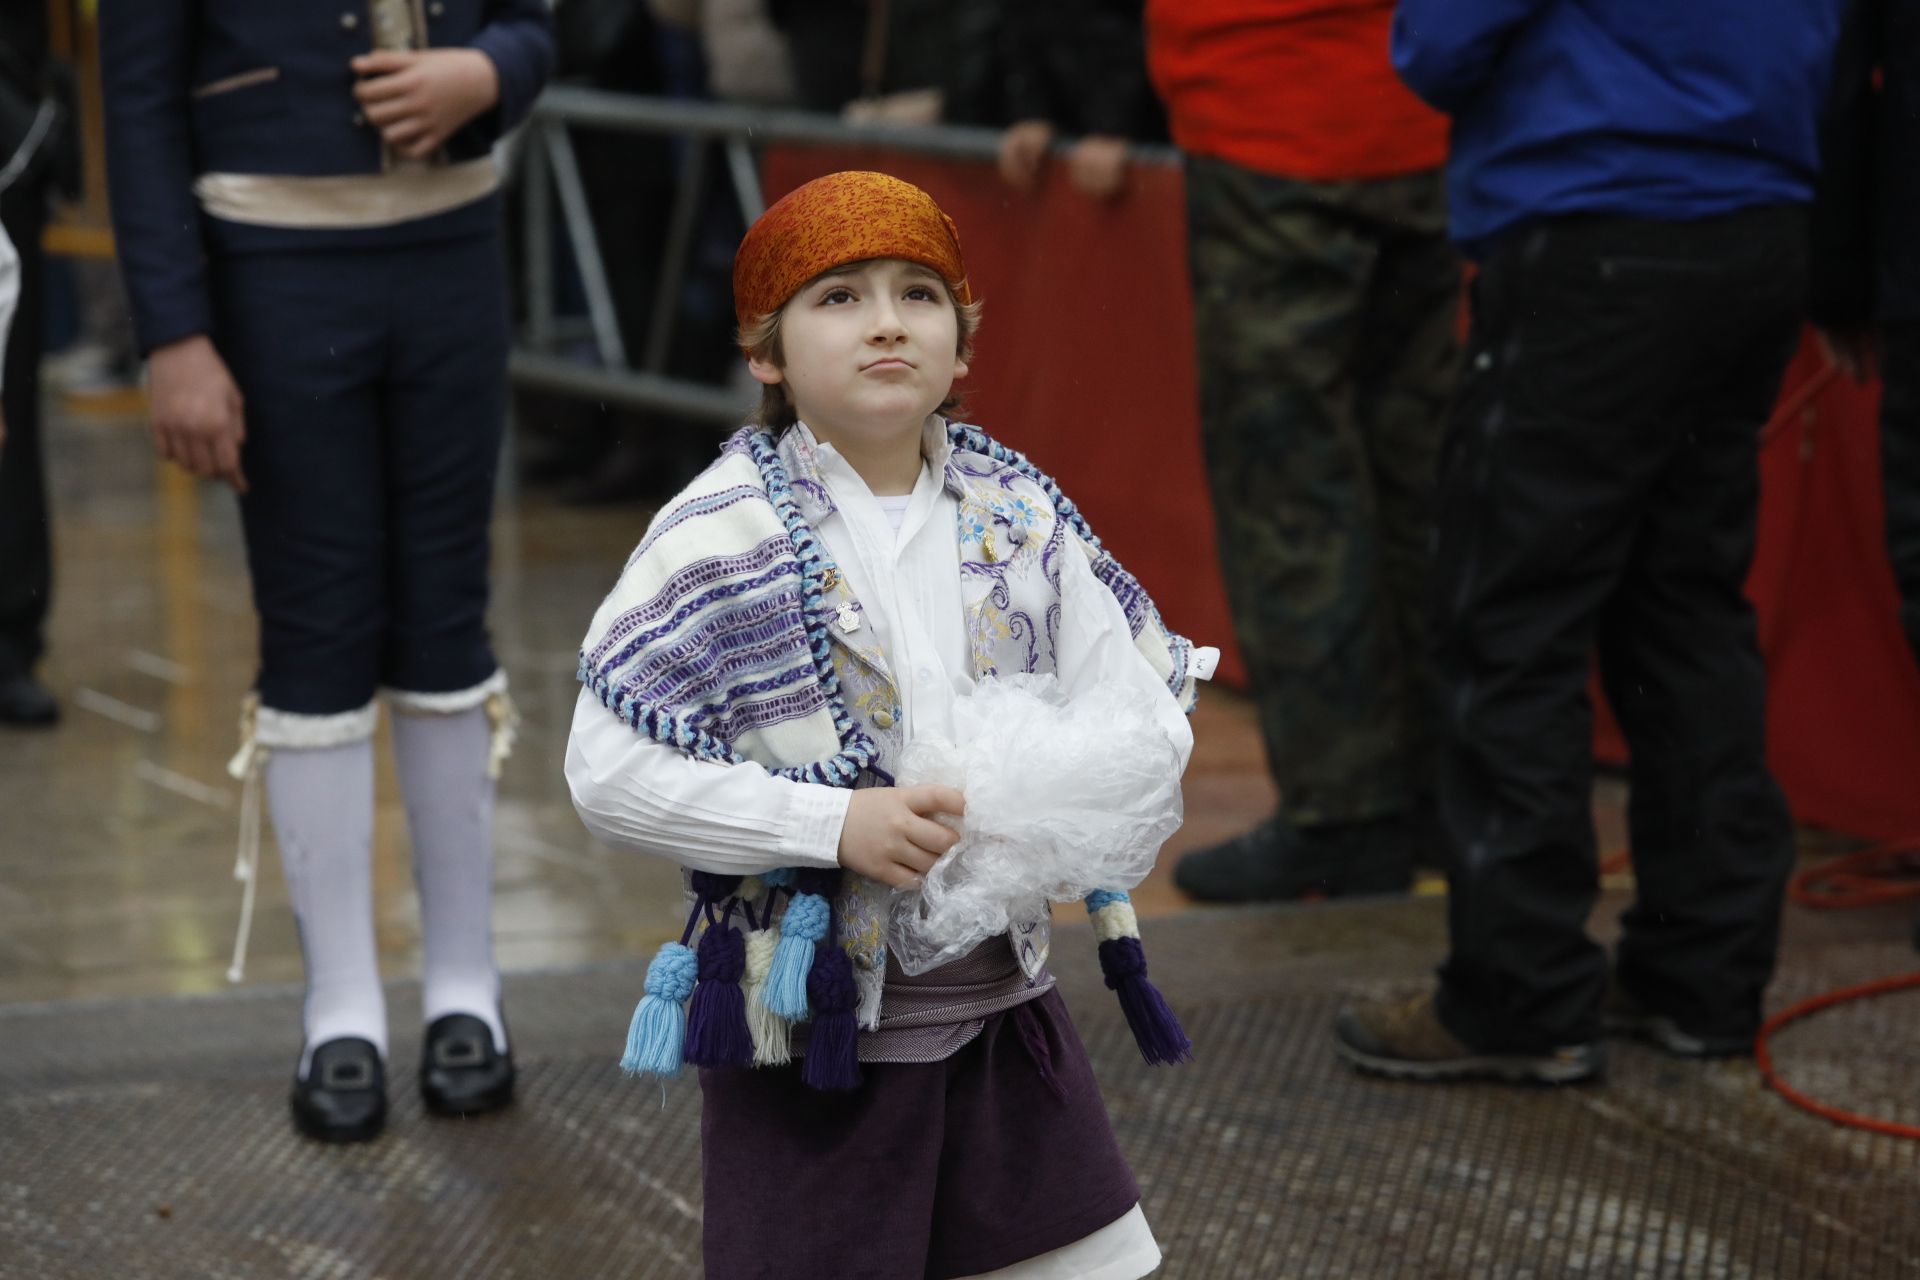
left=954, top=1203, right=1161, bottom=1280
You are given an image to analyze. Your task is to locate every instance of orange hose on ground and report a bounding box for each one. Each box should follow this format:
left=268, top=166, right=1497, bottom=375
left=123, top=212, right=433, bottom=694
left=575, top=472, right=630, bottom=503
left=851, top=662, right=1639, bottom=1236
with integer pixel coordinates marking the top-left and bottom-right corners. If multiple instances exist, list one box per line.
left=1789, top=841, right=1920, bottom=909
left=1755, top=973, right=1920, bottom=1141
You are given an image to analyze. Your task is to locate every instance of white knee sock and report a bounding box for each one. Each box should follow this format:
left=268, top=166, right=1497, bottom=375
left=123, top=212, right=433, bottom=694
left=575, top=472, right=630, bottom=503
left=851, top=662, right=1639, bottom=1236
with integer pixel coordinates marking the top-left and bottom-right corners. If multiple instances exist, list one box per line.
left=391, top=704, right=507, bottom=1052
left=266, top=740, right=387, bottom=1075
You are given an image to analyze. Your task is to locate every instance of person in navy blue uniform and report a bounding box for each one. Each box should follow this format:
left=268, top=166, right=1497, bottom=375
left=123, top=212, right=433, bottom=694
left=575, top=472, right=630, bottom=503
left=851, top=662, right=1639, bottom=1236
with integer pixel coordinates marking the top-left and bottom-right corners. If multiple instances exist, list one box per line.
left=101, top=0, right=553, bottom=1144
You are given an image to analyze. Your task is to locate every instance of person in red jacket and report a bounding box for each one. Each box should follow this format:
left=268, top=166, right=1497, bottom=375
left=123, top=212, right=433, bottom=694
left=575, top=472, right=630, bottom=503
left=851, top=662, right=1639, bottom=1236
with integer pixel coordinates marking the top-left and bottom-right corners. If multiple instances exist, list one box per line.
left=1152, top=0, right=1457, bottom=901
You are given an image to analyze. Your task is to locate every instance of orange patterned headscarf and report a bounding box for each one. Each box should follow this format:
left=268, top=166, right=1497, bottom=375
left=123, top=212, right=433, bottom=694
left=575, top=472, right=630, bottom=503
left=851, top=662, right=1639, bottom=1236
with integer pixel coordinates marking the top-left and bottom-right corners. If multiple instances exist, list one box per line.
left=733, top=171, right=972, bottom=338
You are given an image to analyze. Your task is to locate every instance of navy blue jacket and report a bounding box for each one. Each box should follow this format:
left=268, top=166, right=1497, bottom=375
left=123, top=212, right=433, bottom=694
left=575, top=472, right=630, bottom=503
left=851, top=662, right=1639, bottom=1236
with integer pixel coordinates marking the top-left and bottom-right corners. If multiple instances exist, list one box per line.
left=1392, top=0, right=1849, bottom=254
left=101, top=0, right=553, bottom=353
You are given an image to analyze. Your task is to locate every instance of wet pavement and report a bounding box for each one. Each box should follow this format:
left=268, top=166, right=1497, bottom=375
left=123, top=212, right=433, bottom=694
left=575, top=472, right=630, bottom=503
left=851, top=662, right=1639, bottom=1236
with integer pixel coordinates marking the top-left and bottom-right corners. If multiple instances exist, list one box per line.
left=5, top=895, right=1917, bottom=1279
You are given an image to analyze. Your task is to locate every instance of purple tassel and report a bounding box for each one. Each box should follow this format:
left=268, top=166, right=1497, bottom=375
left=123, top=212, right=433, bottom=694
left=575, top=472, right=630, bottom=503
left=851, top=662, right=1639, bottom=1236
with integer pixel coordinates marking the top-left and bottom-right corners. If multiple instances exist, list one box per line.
left=689, top=870, right=744, bottom=903
left=799, top=945, right=863, bottom=1091
left=1099, top=937, right=1193, bottom=1066
left=685, top=921, right=754, bottom=1069
left=792, top=867, right=841, bottom=899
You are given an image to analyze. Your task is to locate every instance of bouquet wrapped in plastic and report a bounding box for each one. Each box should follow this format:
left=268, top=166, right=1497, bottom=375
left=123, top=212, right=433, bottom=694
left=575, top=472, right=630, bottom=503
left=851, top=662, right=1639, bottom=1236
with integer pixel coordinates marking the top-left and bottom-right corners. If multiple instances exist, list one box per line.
left=887, top=673, right=1184, bottom=974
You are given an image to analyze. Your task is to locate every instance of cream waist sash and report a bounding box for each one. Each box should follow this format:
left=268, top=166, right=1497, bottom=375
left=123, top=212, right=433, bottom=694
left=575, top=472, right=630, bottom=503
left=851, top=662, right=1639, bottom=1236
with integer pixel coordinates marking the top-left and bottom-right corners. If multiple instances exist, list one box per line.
left=193, top=157, right=499, bottom=230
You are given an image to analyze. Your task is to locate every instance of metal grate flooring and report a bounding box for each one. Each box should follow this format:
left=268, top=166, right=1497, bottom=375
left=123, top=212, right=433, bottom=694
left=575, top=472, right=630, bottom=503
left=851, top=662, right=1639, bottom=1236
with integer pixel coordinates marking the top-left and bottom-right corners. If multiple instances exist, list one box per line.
left=3, top=896, right=1917, bottom=1279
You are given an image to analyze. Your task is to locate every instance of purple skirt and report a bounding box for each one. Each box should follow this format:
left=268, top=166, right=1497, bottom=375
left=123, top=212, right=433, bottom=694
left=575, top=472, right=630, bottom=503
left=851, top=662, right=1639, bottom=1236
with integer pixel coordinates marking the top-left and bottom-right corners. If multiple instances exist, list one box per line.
left=698, top=989, right=1140, bottom=1279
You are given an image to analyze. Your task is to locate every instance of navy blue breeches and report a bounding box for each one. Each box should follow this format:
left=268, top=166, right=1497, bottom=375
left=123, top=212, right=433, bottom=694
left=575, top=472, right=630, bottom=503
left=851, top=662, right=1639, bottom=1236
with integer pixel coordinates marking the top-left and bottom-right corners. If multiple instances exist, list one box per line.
left=212, top=231, right=509, bottom=715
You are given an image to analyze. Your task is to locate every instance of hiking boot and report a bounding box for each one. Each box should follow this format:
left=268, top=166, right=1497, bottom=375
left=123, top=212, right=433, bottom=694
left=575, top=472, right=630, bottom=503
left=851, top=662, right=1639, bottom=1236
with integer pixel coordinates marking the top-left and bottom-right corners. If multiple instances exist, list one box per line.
left=1174, top=815, right=1413, bottom=903
left=1602, top=979, right=1754, bottom=1059
left=1333, top=989, right=1606, bottom=1085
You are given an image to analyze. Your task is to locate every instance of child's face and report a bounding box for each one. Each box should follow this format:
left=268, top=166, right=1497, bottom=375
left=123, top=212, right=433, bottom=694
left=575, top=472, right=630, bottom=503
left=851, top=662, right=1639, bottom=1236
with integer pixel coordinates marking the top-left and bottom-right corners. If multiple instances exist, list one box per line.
left=749, top=257, right=969, bottom=447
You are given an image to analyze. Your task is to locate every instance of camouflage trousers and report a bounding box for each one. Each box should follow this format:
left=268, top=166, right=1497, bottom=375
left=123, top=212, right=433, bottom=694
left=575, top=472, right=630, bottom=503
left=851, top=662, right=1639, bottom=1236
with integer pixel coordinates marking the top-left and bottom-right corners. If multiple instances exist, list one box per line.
left=1185, top=155, right=1460, bottom=825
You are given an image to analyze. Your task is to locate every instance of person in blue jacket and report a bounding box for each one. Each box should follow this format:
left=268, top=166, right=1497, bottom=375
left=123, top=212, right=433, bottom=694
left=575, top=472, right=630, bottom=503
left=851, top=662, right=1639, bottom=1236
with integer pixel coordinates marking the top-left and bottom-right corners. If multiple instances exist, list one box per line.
left=1334, top=0, right=1848, bottom=1084
left=100, top=1, right=553, bottom=1143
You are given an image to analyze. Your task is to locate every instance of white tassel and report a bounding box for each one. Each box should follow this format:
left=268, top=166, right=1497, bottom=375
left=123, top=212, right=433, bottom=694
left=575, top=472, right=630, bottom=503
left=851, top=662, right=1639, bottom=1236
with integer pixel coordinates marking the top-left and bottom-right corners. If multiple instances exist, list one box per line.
left=743, top=928, right=791, bottom=1066
left=225, top=695, right=268, bottom=984
left=483, top=687, right=520, bottom=781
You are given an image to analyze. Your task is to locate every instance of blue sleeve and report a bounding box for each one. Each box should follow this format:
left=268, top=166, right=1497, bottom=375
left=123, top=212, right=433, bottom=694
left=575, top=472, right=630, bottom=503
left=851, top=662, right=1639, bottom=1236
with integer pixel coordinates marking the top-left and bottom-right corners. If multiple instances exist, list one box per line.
left=99, top=0, right=214, bottom=355
left=468, top=0, right=556, bottom=141
left=1391, top=0, right=1554, bottom=114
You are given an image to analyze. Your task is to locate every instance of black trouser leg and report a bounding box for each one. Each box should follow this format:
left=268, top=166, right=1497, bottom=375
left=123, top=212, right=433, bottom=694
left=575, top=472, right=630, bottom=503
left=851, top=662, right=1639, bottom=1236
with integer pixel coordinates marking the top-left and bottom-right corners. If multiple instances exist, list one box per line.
left=0, top=191, right=49, bottom=679
left=1602, top=296, right=1801, bottom=1042
left=1435, top=209, right=1804, bottom=1052
left=216, top=250, right=388, bottom=716
left=381, top=233, right=506, bottom=697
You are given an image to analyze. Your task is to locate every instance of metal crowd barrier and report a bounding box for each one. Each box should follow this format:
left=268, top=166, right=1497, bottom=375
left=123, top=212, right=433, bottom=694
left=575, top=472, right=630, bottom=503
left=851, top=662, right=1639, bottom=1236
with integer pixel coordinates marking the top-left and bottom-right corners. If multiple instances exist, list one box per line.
left=510, top=86, right=1176, bottom=424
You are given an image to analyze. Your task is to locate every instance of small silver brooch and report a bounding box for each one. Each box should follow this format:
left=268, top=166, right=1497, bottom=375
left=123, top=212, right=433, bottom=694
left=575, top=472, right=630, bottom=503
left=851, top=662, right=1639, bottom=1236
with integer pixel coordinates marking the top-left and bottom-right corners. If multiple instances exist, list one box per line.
left=835, top=604, right=861, bottom=634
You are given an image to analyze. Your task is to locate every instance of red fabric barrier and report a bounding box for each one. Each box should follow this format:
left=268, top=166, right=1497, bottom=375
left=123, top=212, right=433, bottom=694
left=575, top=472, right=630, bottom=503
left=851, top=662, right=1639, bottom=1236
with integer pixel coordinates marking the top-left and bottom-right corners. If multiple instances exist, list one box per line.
left=1635, top=347, right=1920, bottom=841
left=760, top=146, right=1920, bottom=839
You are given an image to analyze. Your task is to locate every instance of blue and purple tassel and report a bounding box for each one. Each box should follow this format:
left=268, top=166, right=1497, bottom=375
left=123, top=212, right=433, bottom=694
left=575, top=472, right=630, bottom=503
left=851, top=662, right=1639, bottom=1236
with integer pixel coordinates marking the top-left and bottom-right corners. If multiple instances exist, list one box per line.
left=621, top=941, right=700, bottom=1077
left=1087, top=890, right=1192, bottom=1066
left=799, top=943, right=863, bottom=1091
left=765, top=869, right=836, bottom=1019
left=684, top=914, right=754, bottom=1068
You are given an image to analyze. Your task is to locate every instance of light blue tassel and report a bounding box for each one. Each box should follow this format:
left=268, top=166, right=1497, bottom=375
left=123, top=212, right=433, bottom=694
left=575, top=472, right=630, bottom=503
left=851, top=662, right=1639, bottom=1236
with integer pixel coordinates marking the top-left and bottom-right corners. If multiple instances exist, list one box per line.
left=620, top=941, right=699, bottom=1078
left=764, top=893, right=829, bottom=1020
left=760, top=867, right=798, bottom=889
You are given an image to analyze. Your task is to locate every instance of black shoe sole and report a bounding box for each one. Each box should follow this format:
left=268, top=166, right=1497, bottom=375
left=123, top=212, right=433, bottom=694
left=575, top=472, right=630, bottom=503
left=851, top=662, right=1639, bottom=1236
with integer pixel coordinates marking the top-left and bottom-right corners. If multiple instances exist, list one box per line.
left=291, top=1101, right=387, bottom=1144
left=1333, top=1036, right=1606, bottom=1086
left=418, top=1082, right=510, bottom=1113
left=422, top=1073, right=515, bottom=1117
left=1602, top=1012, right=1753, bottom=1060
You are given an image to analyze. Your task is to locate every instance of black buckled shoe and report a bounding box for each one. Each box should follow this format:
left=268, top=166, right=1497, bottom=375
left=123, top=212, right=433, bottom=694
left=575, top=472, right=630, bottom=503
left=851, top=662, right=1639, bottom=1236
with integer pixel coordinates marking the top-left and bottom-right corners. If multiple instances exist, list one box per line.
left=420, top=1013, right=515, bottom=1117
left=290, top=1038, right=388, bottom=1144
left=0, top=673, right=58, bottom=727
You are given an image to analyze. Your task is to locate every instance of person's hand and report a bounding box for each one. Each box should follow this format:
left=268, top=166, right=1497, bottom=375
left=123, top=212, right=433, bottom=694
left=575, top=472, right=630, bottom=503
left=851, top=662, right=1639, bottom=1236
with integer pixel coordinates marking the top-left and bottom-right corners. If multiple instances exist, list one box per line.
left=1066, top=135, right=1131, bottom=200
left=997, top=120, right=1056, bottom=193
left=351, top=48, right=500, bottom=161
left=1818, top=325, right=1880, bottom=384
left=147, top=334, right=248, bottom=492
left=836, top=785, right=966, bottom=888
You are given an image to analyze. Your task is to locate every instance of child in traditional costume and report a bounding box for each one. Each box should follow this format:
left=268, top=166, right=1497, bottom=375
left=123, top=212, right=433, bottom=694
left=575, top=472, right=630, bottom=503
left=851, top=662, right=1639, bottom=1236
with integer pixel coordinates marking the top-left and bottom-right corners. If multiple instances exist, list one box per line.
left=566, top=171, right=1212, bottom=1279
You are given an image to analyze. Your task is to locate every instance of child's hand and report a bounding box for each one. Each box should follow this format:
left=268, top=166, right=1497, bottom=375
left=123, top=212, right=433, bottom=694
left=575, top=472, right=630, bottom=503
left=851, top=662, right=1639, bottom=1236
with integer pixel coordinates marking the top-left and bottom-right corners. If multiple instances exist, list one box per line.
left=837, top=786, right=966, bottom=888
left=351, top=49, right=500, bottom=161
